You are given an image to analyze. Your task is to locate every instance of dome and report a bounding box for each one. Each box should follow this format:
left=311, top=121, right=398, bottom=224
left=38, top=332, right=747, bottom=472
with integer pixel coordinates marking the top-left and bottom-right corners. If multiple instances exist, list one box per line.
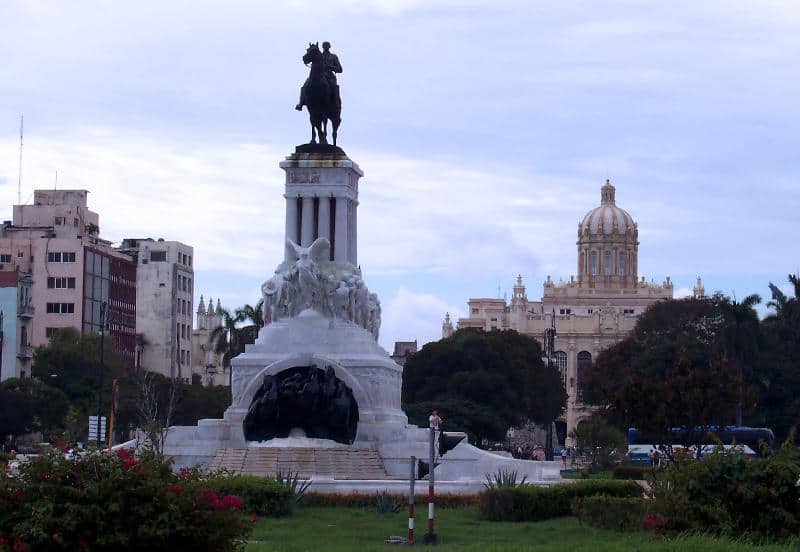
left=579, top=180, right=636, bottom=236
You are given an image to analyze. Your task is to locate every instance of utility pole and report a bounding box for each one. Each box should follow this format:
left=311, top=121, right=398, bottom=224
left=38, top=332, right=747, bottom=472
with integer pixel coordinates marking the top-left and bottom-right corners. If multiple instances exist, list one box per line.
left=96, top=302, right=107, bottom=447
left=543, top=309, right=557, bottom=461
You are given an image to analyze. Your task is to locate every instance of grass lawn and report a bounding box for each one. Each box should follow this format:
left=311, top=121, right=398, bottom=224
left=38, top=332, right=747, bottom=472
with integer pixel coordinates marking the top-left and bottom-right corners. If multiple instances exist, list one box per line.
left=246, top=506, right=796, bottom=551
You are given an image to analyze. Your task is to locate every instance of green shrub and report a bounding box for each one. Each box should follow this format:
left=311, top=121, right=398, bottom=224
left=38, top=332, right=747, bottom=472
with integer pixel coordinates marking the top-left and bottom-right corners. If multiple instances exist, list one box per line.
left=0, top=449, right=251, bottom=551
left=205, top=474, right=293, bottom=517
left=613, top=465, right=654, bottom=480
left=373, top=490, right=403, bottom=514
left=274, top=470, right=312, bottom=505
left=572, top=496, right=647, bottom=531
left=649, top=441, right=800, bottom=541
left=484, top=468, right=527, bottom=489
left=478, top=479, right=642, bottom=521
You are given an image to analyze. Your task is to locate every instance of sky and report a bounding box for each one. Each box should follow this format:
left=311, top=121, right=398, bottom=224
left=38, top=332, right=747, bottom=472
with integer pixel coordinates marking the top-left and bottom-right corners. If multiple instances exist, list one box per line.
left=0, top=1, right=798, bottom=350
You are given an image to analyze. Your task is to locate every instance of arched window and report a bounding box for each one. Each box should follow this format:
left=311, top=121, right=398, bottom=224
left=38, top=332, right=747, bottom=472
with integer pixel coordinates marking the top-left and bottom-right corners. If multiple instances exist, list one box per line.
left=590, top=251, right=598, bottom=276
left=618, top=251, right=626, bottom=276
left=554, top=351, right=567, bottom=388
left=604, top=251, right=612, bottom=276
left=580, top=251, right=585, bottom=275
left=20, top=326, right=27, bottom=347
left=576, top=351, right=592, bottom=402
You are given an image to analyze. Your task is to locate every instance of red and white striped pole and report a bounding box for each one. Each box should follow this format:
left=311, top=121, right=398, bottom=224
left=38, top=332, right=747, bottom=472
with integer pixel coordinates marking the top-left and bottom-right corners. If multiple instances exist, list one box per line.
left=424, top=424, right=438, bottom=544
left=408, top=455, right=416, bottom=544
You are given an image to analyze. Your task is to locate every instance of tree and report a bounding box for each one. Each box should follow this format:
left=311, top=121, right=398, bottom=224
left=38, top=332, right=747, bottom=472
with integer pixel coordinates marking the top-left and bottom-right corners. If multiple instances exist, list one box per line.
left=715, top=293, right=761, bottom=426
left=583, top=297, right=744, bottom=453
left=235, top=299, right=264, bottom=329
left=568, top=416, right=627, bottom=469
left=32, top=327, right=127, bottom=423
left=0, top=378, right=68, bottom=439
left=209, top=301, right=264, bottom=373
left=755, top=274, right=800, bottom=442
left=402, top=329, right=567, bottom=445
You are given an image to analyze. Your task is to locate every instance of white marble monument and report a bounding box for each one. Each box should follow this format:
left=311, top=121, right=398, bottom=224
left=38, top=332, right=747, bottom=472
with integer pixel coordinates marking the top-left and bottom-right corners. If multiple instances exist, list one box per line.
left=157, top=148, right=562, bottom=488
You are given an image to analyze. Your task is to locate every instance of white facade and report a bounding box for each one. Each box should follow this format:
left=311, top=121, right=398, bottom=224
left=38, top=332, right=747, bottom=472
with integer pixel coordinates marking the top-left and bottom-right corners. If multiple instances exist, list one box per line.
left=192, top=295, right=228, bottom=386
left=454, top=181, right=690, bottom=440
left=118, top=238, right=194, bottom=380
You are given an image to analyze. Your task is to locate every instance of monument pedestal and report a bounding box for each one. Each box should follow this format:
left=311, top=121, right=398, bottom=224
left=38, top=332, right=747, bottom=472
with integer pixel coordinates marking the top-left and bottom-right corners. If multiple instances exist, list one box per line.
left=155, top=148, right=561, bottom=485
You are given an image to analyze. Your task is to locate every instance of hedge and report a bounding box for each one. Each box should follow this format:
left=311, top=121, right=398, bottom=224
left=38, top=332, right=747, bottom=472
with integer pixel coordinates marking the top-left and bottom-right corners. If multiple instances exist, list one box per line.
left=613, top=465, right=656, bottom=480
left=205, top=475, right=294, bottom=517
left=572, top=495, right=647, bottom=531
left=478, top=479, right=643, bottom=522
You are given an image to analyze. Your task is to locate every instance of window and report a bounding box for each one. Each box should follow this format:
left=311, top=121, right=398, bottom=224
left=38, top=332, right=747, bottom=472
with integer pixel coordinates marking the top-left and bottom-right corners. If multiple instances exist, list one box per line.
left=559, top=308, right=572, bottom=315
left=577, top=351, right=592, bottom=402
left=0, top=254, right=10, bottom=263
left=54, top=217, right=65, bottom=225
left=150, top=251, right=167, bottom=262
left=590, top=251, right=598, bottom=276
left=46, top=302, right=75, bottom=314
left=554, top=351, right=567, bottom=388
left=45, top=327, right=61, bottom=339
left=618, top=251, right=626, bottom=276
left=47, top=251, right=76, bottom=263
left=47, top=277, right=76, bottom=289
left=623, top=308, right=635, bottom=315
left=587, top=308, right=593, bottom=314
left=604, top=251, right=612, bottom=276
left=471, top=308, right=479, bottom=314
left=188, top=255, right=192, bottom=267
left=17, top=251, right=23, bottom=258
left=84, top=250, right=110, bottom=333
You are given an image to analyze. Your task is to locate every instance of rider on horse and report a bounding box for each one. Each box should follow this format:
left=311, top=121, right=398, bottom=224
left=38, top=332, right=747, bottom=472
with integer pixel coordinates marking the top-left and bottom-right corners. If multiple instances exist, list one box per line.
left=296, top=41, right=342, bottom=111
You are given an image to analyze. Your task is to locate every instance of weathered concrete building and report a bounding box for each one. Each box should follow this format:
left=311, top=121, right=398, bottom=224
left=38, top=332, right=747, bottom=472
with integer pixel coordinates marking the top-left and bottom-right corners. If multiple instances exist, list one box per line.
left=117, top=238, right=194, bottom=380
left=0, top=190, right=136, bottom=368
left=0, top=271, right=33, bottom=380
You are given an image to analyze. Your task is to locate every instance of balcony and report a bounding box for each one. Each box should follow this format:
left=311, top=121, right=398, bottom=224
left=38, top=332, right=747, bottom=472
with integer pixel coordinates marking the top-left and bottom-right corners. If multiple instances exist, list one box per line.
left=17, top=344, right=33, bottom=359
left=17, top=304, right=34, bottom=319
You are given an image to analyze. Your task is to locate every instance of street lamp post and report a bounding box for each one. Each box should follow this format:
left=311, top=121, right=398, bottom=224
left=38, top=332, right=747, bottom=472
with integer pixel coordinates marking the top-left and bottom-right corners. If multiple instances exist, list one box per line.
left=96, top=301, right=107, bottom=448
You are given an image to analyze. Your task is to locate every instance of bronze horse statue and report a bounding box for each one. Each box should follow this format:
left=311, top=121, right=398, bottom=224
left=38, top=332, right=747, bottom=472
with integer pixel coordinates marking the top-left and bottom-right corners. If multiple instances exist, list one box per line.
left=300, top=43, right=342, bottom=147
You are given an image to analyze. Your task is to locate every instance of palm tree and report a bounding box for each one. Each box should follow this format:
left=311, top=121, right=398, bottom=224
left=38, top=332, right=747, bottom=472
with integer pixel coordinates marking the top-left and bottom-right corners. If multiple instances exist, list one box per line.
left=209, top=308, right=240, bottom=370
left=716, top=292, right=761, bottom=426
left=235, top=299, right=264, bottom=329
left=209, top=300, right=265, bottom=372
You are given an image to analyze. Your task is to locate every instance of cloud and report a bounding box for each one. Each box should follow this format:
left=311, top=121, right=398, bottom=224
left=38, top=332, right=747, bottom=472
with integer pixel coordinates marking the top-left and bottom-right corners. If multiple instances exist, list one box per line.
left=379, top=286, right=464, bottom=349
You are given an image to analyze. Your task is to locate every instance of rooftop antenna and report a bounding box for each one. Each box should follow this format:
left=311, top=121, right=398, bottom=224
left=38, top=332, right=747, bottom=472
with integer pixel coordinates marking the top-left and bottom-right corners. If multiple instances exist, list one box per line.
left=17, top=115, right=23, bottom=204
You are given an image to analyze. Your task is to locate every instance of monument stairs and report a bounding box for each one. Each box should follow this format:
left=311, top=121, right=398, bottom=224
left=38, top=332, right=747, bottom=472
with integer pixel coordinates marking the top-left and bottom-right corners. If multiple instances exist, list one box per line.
left=210, top=446, right=389, bottom=480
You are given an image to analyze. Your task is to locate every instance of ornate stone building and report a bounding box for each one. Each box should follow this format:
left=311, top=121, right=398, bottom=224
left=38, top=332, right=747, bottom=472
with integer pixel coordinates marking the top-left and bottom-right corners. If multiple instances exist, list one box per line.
left=451, top=180, right=701, bottom=442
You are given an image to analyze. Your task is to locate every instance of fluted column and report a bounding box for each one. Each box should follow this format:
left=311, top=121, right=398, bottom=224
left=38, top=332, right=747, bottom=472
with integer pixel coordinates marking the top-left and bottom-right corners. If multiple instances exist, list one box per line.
left=352, top=200, right=358, bottom=266
left=301, top=196, right=315, bottom=246
left=318, top=196, right=331, bottom=245
left=284, top=195, right=298, bottom=260
left=334, top=198, right=349, bottom=262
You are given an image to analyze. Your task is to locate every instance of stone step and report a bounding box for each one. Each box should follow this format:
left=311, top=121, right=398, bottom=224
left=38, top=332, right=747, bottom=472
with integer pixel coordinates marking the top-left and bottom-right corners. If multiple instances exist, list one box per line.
left=209, top=447, right=388, bottom=479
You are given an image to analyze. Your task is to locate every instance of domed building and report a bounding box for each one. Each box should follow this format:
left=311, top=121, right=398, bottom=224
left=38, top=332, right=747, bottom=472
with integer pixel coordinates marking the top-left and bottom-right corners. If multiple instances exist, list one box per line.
left=453, top=180, right=699, bottom=442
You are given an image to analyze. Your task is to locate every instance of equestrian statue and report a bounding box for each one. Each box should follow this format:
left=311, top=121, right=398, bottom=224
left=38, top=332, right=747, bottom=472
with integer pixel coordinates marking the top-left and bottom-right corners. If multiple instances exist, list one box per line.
left=296, top=41, right=342, bottom=147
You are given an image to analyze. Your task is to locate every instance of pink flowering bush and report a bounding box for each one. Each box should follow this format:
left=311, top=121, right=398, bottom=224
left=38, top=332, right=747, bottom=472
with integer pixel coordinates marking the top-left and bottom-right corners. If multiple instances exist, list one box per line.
left=0, top=449, right=251, bottom=551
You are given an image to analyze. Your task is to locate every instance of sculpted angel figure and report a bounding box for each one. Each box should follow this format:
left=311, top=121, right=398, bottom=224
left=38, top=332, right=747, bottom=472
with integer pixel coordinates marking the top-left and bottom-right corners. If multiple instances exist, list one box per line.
left=285, top=237, right=331, bottom=312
